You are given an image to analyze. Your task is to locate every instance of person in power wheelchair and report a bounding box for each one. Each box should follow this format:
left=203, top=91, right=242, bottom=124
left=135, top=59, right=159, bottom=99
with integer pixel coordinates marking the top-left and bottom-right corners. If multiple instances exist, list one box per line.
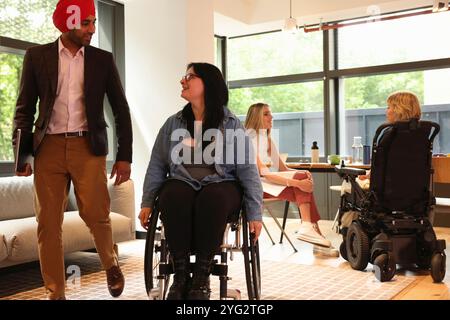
left=139, top=62, right=263, bottom=300
left=335, top=91, right=446, bottom=282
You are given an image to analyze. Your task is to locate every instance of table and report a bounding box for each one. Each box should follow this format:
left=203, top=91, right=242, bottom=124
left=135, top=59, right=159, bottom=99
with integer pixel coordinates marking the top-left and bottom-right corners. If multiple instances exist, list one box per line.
left=432, top=157, right=450, bottom=183
left=287, top=162, right=371, bottom=172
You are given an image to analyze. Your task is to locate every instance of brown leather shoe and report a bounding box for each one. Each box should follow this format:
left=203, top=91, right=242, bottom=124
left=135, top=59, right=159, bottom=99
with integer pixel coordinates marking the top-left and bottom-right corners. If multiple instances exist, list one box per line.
left=106, top=265, right=125, bottom=297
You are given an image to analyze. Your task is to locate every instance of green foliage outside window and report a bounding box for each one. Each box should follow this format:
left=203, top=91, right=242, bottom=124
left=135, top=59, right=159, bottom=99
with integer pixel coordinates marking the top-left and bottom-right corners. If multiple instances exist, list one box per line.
left=229, top=81, right=323, bottom=115
left=343, top=71, right=424, bottom=109
left=0, top=0, right=60, bottom=44
left=0, top=0, right=59, bottom=161
left=0, top=53, right=23, bottom=160
left=228, top=71, right=423, bottom=116
left=227, top=31, right=323, bottom=81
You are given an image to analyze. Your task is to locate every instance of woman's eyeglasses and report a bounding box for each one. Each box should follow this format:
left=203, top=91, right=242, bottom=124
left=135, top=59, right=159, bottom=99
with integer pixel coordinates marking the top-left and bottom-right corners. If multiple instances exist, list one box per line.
left=181, top=73, right=199, bottom=82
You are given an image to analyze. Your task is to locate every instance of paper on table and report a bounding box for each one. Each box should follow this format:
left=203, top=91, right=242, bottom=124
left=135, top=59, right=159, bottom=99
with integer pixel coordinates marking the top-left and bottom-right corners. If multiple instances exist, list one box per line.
left=265, top=171, right=297, bottom=179
left=261, top=171, right=297, bottom=197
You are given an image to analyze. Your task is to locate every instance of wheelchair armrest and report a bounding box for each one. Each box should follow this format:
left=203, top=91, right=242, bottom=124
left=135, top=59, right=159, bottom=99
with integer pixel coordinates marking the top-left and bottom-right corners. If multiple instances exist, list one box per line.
left=335, top=166, right=366, bottom=177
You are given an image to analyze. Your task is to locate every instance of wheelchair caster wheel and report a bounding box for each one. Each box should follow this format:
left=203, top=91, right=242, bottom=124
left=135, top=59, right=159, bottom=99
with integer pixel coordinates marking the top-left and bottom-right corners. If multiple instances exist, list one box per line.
left=373, top=253, right=396, bottom=282
left=431, top=252, right=446, bottom=283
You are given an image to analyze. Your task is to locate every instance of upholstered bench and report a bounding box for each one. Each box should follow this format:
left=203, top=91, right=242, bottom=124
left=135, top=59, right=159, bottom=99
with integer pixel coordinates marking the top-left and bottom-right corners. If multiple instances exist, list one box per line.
left=0, top=176, right=135, bottom=268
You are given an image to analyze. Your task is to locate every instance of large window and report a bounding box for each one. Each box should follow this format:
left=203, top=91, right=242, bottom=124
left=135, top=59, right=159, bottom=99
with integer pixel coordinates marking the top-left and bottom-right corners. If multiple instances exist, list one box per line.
left=338, top=10, right=450, bottom=69
left=339, top=68, right=450, bottom=155
left=0, top=0, right=60, bottom=44
left=230, top=81, right=324, bottom=158
left=0, top=52, right=23, bottom=161
left=225, top=8, right=450, bottom=160
left=227, top=31, right=323, bottom=81
left=227, top=30, right=324, bottom=158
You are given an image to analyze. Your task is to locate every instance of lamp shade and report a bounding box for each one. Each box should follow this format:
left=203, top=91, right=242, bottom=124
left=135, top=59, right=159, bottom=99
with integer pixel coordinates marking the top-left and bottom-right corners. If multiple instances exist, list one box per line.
left=283, top=17, right=298, bottom=33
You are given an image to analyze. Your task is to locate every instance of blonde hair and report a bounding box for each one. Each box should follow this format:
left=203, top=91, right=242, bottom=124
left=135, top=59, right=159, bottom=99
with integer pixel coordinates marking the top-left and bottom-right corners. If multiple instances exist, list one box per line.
left=387, top=91, right=422, bottom=122
left=244, top=102, right=272, bottom=155
left=244, top=103, right=270, bottom=135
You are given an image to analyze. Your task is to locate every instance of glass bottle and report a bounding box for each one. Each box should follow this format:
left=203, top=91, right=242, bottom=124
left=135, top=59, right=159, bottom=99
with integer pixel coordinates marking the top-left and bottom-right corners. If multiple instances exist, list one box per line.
left=352, top=136, right=363, bottom=164
left=311, top=141, right=319, bottom=163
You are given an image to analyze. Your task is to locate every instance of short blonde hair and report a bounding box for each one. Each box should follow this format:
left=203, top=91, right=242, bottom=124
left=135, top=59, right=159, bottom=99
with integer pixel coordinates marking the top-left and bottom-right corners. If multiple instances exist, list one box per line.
left=244, top=103, right=270, bottom=134
left=387, top=91, right=422, bottom=121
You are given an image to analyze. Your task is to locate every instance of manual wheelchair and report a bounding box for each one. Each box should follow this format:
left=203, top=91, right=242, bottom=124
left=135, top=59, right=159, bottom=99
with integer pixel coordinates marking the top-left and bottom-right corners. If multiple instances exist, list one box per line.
left=143, top=198, right=261, bottom=300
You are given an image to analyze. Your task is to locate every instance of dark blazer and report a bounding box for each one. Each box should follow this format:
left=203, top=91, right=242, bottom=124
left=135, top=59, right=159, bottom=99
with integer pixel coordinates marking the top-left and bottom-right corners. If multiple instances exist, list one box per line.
left=13, top=39, right=133, bottom=163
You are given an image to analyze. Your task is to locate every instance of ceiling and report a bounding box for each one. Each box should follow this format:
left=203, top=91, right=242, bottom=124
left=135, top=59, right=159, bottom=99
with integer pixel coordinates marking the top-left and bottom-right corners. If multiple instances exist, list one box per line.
left=213, top=0, right=433, bottom=36
left=116, top=0, right=435, bottom=37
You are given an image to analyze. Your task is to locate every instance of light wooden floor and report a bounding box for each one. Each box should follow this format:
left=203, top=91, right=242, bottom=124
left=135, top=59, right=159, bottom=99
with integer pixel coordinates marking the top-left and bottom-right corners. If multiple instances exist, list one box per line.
left=260, top=217, right=450, bottom=300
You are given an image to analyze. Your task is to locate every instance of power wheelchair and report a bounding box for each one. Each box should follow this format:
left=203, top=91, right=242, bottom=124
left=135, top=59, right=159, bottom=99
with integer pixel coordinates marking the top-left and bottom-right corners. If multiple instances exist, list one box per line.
left=144, top=197, right=261, bottom=300
left=335, top=119, right=446, bottom=282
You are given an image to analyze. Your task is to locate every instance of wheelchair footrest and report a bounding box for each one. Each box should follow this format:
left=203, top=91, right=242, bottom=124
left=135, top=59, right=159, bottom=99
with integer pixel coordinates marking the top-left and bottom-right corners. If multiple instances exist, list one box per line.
left=372, top=239, right=393, bottom=253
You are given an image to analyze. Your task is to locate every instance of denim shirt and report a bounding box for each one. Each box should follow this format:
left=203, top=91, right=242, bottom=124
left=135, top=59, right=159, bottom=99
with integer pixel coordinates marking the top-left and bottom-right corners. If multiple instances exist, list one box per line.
left=141, top=106, right=263, bottom=221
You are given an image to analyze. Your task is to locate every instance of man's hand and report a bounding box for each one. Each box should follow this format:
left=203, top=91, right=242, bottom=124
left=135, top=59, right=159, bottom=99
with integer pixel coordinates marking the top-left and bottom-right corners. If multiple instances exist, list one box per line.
left=248, top=220, right=263, bottom=244
left=138, top=207, right=152, bottom=230
left=15, top=163, right=32, bottom=177
left=110, top=161, right=131, bottom=185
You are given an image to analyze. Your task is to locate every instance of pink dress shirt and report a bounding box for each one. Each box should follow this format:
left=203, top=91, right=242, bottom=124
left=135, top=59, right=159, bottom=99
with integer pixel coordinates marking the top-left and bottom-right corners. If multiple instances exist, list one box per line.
left=46, top=37, right=88, bottom=134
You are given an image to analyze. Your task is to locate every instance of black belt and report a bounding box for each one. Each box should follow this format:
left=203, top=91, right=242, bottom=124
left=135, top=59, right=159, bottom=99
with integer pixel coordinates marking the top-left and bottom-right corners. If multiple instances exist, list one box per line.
left=56, top=131, right=88, bottom=138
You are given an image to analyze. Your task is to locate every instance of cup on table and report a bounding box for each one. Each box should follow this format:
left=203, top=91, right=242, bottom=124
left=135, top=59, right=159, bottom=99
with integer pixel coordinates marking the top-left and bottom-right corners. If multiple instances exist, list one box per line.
left=327, top=154, right=341, bottom=165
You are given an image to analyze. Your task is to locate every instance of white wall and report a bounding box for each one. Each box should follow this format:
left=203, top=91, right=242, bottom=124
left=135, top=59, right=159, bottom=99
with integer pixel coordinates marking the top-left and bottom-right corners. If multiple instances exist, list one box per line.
left=123, top=0, right=214, bottom=229
left=187, top=0, right=215, bottom=63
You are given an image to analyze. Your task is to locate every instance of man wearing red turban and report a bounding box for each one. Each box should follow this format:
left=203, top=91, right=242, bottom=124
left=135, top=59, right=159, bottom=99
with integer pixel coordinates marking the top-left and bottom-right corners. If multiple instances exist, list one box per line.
left=52, top=0, right=96, bottom=33
left=13, top=0, right=132, bottom=300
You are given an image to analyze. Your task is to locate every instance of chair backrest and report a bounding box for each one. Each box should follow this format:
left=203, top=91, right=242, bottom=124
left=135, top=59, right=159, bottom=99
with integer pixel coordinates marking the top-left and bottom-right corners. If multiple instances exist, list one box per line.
left=369, top=119, right=440, bottom=215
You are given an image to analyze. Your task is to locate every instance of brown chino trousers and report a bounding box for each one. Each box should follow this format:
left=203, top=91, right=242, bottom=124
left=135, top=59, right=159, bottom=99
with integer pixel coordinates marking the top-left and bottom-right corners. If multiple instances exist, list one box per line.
left=33, top=135, right=117, bottom=299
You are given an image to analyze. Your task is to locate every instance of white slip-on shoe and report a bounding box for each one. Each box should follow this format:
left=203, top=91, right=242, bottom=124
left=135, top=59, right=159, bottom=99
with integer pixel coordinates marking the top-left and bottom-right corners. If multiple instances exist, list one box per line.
left=313, top=245, right=340, bottom=257
left=296, top=222, right=332, bottom=247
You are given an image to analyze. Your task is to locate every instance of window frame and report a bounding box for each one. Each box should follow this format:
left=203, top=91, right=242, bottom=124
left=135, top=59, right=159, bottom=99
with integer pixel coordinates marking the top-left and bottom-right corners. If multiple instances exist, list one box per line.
left=223, top=6, right=450, bottom=161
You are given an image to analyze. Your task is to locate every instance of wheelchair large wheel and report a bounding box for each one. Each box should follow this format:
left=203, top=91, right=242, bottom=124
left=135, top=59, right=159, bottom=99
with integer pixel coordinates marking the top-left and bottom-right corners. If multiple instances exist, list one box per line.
left=430, top=252, right=446, bottom=283
left=346, top=222, right=370, bottom=271
left=242, top=214, right=261, bottom=300
left=340, top=241, right=348, bottom=261
left=373, top=252, right=396, bottom=282
left=144, top=209, right=171, bottom=299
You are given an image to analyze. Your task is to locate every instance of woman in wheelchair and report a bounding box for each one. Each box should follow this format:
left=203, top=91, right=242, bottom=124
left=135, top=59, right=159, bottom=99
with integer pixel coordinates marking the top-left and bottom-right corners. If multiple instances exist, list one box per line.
left=356, top=91, right=422, bottom=184
left=336, top=91, right=446, bottom=282
left=244, top=103, right=337, bottom=252
left=138, top=63, right=263, bottom=300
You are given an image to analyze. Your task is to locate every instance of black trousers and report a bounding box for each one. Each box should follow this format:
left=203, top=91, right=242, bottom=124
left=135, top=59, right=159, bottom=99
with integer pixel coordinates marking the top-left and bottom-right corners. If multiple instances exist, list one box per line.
left=158, top=179, right=242, bottom=258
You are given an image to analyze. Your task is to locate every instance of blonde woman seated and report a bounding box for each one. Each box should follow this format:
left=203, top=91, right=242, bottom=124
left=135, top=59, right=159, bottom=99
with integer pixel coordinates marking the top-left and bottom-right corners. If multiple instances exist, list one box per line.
left=245, top=103, right=337, bottom=251
left=356, top=91, right=422, bottom=184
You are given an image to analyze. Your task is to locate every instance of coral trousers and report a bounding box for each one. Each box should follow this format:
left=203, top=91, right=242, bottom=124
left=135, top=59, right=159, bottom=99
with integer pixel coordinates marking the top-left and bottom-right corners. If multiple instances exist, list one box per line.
left=263, top=171, right=321, bottom=223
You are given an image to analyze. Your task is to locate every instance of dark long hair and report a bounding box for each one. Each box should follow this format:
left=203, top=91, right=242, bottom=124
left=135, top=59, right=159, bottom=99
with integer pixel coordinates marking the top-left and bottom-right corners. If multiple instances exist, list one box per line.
left=187, top=62, right=228, bottom=130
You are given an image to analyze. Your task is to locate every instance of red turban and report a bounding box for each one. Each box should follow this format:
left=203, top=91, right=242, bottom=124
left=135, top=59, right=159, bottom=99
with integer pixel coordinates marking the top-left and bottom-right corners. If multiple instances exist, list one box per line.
left=52, top=0, right=96, bottom=33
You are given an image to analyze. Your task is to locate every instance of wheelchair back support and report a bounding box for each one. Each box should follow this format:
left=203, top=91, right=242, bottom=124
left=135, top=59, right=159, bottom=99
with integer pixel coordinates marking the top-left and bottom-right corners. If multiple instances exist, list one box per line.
left=369, top=119, right=440, bottom=215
